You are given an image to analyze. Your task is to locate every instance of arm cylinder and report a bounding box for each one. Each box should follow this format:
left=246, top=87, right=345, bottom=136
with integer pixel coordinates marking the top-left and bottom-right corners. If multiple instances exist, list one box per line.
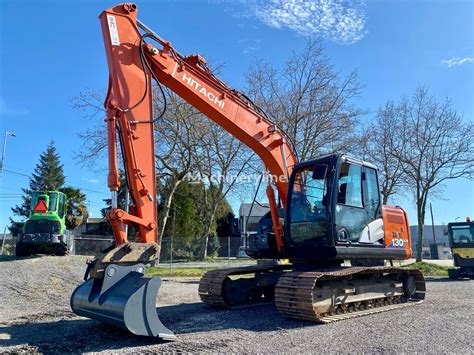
left=106, top=108, right=120, bottom=193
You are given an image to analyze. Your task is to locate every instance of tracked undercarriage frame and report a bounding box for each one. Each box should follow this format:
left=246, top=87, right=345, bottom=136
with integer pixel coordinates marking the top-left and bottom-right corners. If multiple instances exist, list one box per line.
left=199, top=264, right=292, bottom=307
left=199, top=264, right=425, bottom=323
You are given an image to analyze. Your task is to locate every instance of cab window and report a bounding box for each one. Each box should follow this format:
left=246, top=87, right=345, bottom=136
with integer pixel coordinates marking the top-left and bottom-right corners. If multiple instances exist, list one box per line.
left=289, top=164, right=329, bottom=243
left=49, top=192, right=58, bottom=212
left=30, top=194, right=37, bottom=211
left=337, top=162, right=363, bottom=208
left=451, top=225, right=474, bottom=244
left=58, top=194, right=66, bottom=218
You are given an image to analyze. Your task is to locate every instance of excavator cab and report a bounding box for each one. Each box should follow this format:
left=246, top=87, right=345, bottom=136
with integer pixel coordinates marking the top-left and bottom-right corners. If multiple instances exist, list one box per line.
left=249, top=154, right=405, bottom=262
left=446, top=219, right=474, bottom=279
left=286, top=154, right=384, bottom=256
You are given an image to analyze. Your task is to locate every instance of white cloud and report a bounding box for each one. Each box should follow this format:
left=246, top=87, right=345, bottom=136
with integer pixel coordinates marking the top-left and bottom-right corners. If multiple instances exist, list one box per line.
left=0, top=98, right=29, bottom=116
left=237, top=0, right=367, bottom=44
left=441, top=57, right=474, bottom=67
left=85, top=178, right=99, bottom=184
left=238, top=38, right=261, bottom=54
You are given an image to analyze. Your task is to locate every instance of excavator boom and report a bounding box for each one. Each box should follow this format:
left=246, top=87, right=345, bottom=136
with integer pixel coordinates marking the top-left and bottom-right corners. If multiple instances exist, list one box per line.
left=103, top=3, right=297, bottom=253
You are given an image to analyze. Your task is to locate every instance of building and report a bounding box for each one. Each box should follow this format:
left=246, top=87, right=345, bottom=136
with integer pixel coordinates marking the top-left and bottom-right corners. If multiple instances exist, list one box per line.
left=239, top=203, right=270, bottom=235
left=73, top=217, right=114, bottom=256
left=409, top=225, right=448, bottom=246
left=238, top=203, right=270, bottom=255
left=73, top=217, right=108, bottom=235
left=410, top=225, right=451, bottom=259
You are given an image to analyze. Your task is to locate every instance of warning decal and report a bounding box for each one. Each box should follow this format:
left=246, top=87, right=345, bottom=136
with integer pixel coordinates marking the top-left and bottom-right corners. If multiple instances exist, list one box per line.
left=107, top=15, right=120, bottom=46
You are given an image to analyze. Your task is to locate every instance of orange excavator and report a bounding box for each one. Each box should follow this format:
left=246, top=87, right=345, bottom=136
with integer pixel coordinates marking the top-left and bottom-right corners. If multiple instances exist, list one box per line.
left=71, top=3, right=425, bottom=340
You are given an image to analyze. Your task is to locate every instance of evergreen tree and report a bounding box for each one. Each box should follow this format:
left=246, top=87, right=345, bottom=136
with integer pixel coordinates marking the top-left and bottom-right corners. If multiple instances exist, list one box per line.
left=159, top=180, right=232, bottom=260
left=59, top=186, right=88, bottom=230
left=30, top=141, right=65, bottom=190
left=160, top=180, right=206, bottom=260
left=9, top=141, right=87, bottom=234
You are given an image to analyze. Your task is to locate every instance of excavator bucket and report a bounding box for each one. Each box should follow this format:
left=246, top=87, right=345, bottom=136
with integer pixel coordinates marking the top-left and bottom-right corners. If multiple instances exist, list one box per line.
left=70, top=263, right=175, bottom=340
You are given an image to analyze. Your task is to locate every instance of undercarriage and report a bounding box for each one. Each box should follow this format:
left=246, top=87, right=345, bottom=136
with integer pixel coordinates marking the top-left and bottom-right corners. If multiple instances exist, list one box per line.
left=199, top=264, right=425, bottom=322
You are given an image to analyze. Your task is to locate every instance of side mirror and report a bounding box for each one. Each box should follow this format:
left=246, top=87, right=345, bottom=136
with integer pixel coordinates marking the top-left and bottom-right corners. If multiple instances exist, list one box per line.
left=312, top=164, right=327, bottom=180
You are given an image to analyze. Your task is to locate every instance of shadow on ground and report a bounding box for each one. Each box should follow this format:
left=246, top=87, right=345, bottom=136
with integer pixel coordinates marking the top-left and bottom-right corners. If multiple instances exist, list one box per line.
left=0, top=318, right=159, bottom=353
left=425, top=277, right=472, bottom=283
left=0, top=303, right=309, bottom=353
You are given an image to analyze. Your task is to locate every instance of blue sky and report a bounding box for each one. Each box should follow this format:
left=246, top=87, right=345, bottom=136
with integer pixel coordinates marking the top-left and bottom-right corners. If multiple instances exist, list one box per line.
left=0, top=0, right=473, bottom=232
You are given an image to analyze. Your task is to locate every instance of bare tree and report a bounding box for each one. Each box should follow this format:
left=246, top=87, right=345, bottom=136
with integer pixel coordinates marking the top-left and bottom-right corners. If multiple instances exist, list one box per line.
left=153, top=86, right=256, bottom=258
left=190, top=118, right=255, bottom=258
left=246, top=40, right=364, bottom=162
left=359, top=102, right=406, bottom=204
left=386, top=87, right=474, bottom=261
left=153, top=88, right=202, bottom=252
left=73, top=90, right=108, bottom=165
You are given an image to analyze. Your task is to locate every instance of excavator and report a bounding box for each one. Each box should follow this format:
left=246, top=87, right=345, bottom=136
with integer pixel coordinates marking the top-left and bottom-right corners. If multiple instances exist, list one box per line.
left=70, top=3, right=426, bottom=340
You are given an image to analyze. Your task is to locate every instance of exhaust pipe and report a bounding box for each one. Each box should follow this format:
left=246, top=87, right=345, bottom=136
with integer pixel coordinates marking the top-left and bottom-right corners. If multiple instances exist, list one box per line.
left=71, top=263, right=176, bottom=341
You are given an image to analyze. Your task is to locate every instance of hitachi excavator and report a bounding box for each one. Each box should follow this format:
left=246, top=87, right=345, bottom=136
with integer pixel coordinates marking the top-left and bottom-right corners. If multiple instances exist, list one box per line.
left=70, top=3, right=426, bottom=340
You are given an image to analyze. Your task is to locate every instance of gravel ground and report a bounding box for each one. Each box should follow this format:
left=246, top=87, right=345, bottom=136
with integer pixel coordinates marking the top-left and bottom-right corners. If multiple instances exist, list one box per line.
left=0, top=255, right=472, bottom=353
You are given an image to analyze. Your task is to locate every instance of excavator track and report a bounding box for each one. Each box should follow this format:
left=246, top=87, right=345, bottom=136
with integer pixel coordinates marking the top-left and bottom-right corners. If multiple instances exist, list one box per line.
left=199, top=264, right=292, bottom=308
left=275, top=266, right=425, bottom=323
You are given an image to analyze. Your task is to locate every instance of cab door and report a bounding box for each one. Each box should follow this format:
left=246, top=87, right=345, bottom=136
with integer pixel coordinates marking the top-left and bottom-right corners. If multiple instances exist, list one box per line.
left=359, top=166, right=384, bottom=244
left=335, top=161, right=367, bottom=243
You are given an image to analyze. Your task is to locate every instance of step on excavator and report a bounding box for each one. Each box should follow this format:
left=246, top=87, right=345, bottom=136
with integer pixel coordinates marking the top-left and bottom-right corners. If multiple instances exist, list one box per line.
left=70, top=3, right=426, bottom=340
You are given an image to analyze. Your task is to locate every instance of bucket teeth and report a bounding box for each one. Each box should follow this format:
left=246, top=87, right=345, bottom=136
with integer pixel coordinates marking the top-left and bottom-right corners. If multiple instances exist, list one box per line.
left=71, top=263, right=176, bottom=340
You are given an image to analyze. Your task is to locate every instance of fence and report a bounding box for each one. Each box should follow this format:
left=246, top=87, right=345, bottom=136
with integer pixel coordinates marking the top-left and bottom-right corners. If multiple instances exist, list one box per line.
left=1, top=232, right=16, bottom=256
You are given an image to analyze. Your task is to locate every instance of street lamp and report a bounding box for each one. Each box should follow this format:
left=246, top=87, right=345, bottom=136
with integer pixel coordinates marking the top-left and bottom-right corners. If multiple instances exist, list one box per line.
left=0, top=130, right=16, bottom=175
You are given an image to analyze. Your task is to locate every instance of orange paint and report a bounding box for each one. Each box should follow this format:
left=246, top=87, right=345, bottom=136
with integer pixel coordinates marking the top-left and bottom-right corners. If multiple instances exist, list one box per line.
left=100, top=5, right=157, bottom=245
left=382, top=205, right=412, bottom=258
